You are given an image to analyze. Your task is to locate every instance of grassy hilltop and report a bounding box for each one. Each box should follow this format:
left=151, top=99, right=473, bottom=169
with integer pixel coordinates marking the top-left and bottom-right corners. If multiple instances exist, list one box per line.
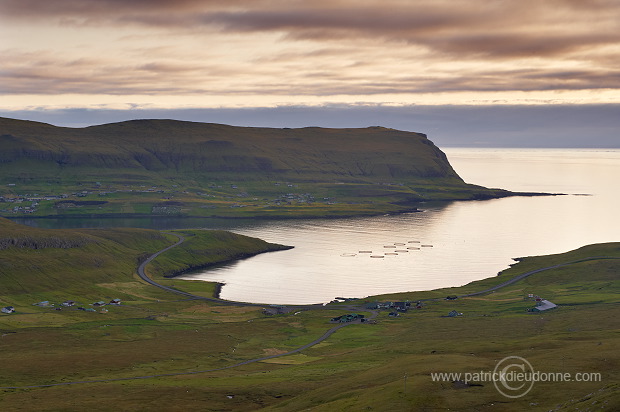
left=0, top=117, right=517, bottom=218
left=0, top=218, right=618, bottom=410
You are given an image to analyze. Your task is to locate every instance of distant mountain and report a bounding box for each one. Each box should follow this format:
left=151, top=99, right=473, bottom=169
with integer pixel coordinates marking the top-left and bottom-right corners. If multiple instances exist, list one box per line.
left=0, top=117, right=459, bottom=179
left=0, top=117, right=517, bottom=218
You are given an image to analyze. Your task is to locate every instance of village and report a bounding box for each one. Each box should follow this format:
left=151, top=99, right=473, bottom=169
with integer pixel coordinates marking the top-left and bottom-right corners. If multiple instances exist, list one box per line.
left=0, top=181, right=339, bottom=215
left=1, top=298, right=122, bottom=315
left=324, top=292, right=557, bottom=325
left=0, top=180, right=186, bottom=215
left=2, top=292, right=557, bottom=318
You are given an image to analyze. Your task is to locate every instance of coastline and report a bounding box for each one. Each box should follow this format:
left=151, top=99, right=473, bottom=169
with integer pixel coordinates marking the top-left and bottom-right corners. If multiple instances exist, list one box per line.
left=143, top=233, right=619, bottom=308
left=163, top=244, right=294, bottom=279
left=3, top=191, right=560, bottom=223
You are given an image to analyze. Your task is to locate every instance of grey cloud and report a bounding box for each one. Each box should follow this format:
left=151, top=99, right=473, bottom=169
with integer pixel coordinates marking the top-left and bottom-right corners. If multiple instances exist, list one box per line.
left=0, top=0, right=225, bottom=16
left=2, top=45, right=619, bottom=96
left=426, top=32, right=619, bottom=59
left=2, top=0, right=618, bottom=62
left=2, top=0, right=619, bottom=97
left=0, top=50, right=243, bottom=95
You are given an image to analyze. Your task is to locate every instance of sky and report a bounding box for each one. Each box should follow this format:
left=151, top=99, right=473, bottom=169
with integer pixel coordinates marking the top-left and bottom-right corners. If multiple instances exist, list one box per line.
left=1, top=0, right=619, bottom=147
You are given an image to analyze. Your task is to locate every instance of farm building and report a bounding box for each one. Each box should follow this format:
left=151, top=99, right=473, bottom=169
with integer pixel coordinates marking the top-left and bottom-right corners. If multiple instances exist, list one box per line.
left=2, top=306, right=15, bottom=314
left=529, top=299, right=557, bottom=312
left=445, top=310, right=462, bottom=317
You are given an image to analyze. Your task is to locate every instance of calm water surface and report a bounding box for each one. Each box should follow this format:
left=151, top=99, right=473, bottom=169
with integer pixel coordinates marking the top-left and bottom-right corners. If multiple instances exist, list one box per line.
left=14, top=149, right=620, bottom=304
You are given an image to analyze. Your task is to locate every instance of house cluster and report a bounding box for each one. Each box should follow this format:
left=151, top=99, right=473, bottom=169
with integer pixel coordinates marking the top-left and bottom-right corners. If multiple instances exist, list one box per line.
left=270, top=192, right=316, bottom=207
left=366, top=301, right=424, bottom=312
left=330, top=313, right=366, bottom=323
left=0, top=196, right=41, bottom=214
left=365, top=300, right=425, bottom=318
left=28, top=298, right=122, bottom=313
left=0, top=183, right=175, bottom=215
left=0, top=192, right=69, bottom=214
left=526, top=294, right=557, bottom=312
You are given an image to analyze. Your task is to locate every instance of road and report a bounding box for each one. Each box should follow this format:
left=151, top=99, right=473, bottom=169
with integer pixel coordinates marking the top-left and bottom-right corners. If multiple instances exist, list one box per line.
left=136, top=232, right=268, bottom=307
left=458, top=256, right=620, bottom=298
left=2, top=233, right=616, bottom=390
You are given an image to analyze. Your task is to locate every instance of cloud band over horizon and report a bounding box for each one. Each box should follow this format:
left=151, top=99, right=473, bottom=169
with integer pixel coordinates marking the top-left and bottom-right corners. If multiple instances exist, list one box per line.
left=2, top=0, right=620, bottom=110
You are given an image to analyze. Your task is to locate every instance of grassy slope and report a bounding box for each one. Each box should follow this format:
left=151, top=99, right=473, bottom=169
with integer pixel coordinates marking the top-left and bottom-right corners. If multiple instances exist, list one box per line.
left=0, top=218, right=289, bottom=305
left=0, top=219, right=617, bottom=411
left=148, top=229, right=292, bottom=279
left=0, top=117, right=515, bottom=218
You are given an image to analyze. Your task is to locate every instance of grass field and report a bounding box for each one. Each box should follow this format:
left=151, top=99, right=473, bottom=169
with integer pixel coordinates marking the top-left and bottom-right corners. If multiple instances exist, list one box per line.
left=0, top=219, right=618, bottom=411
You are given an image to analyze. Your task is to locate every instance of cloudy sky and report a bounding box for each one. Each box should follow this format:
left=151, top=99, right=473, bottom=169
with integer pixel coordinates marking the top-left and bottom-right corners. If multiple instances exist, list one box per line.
left=1, top=0, right=619, bottom=146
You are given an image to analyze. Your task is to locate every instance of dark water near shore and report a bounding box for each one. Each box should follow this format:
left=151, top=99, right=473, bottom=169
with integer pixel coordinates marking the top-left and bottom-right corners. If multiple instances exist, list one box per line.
left=13, top=149, right=620, bottom=304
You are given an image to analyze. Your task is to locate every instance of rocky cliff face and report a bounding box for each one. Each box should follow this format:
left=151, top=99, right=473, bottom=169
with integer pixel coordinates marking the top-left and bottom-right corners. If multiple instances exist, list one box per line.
left=0, top=117, right=463, bottom=184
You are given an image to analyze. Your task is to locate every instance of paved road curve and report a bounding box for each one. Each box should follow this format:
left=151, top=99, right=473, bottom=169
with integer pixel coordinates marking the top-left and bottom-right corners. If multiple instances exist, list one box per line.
left=136, top=232, right=260, bottom=306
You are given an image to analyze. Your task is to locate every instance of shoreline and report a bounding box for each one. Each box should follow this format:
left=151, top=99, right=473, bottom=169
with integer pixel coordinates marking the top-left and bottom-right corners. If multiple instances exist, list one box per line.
left=142, top=233, right=619, bottom=308
left=3, top=191, right=560, bottom=223
left=163, top=245, right=294, bottom=279
left=146, top=230, right=616, bottom=309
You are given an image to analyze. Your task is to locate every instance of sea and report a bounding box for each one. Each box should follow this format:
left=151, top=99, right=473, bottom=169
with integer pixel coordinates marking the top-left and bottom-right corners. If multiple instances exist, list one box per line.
left=12, top=148, right=620, bottom=305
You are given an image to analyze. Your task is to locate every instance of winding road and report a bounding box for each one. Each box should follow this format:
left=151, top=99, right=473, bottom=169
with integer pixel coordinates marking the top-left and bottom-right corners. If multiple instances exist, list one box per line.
left=2, top=233, right=616, bottom=390
left=458, top=256, right=620, bottom=298
left=135, top=232, right=253, bottom=305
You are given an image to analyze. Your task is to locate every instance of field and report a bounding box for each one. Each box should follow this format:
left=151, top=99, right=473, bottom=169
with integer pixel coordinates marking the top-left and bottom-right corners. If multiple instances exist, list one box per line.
left=0, top=217, right=618, bottom=411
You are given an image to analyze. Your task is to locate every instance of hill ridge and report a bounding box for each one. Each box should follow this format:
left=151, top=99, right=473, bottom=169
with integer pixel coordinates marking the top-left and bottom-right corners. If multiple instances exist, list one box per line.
left=0, top=116, right=514, bottom=218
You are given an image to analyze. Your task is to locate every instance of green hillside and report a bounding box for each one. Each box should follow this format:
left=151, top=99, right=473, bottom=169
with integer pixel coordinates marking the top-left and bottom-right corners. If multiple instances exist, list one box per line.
left=0, top=220, right=617, bottom=410
left=0, top=217, right=289, bottom=301
left=0, top=117, right=519, bottom=218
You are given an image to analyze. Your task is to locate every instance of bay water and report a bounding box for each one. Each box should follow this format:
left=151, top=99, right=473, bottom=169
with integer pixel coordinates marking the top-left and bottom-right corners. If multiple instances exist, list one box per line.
left=13, top=149, right=620, bottom=304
